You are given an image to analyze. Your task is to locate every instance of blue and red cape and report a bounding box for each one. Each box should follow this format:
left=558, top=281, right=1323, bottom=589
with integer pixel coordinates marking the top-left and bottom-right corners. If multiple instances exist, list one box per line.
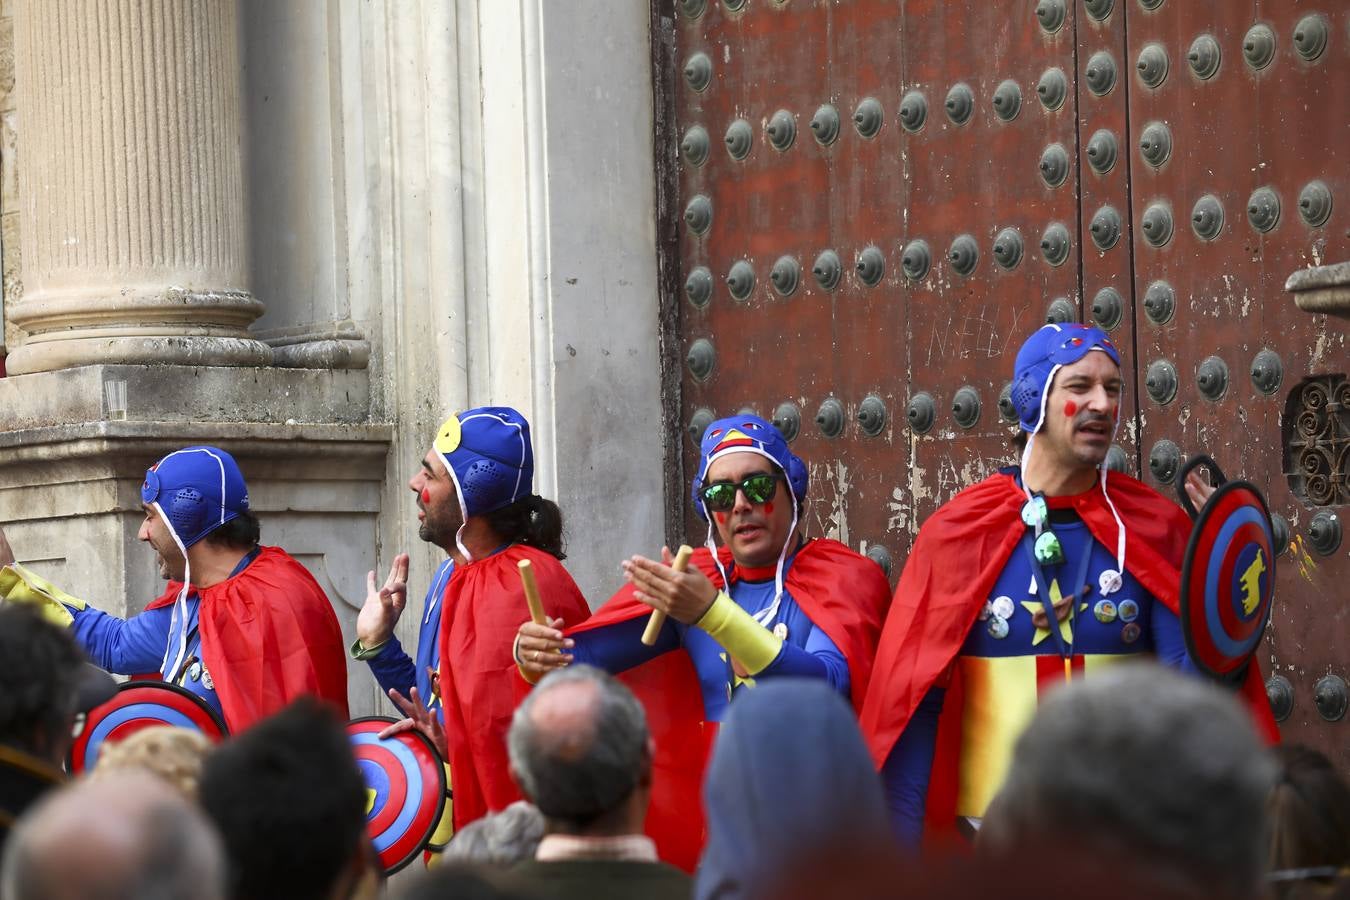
left=145, top=546, right=349, bottom=730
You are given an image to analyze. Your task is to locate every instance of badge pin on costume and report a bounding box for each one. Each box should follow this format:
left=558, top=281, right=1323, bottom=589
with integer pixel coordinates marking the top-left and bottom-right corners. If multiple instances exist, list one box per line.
left=1118, top=599, right=1140, bottom=623
left=991, top=596, right=1015, bottom=620
left=987, top=616, right=1010, bottom=640
left=1093, top=599, right=1118, bottom=624
left=1098, top=569, right=1123, bottom=596
left=772, top=622, right=788, bottom=640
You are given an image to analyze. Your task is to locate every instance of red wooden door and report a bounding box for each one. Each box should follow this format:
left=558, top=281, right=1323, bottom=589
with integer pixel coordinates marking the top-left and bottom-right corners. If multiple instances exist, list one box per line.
left=664, top=0, right=1348, bottom=764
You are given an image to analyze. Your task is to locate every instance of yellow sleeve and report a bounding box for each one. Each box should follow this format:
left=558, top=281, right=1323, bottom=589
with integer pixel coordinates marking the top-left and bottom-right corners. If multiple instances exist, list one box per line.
left=694, top=591, right=783, bottom=675
left=0, top=564, right=87, bottom=627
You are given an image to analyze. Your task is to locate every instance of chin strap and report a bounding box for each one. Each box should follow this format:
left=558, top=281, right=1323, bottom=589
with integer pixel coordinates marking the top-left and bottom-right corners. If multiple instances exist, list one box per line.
left=753, top=501, right=797, bottom=628
left=155, top=501, right=193, bottom=680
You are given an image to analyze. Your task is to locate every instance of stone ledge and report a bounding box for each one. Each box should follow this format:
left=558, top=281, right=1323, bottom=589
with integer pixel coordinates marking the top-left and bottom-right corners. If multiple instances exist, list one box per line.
left=1287, top=261, right=1350, bottom=320
left=0, top=363, right=373, bottom=430
left=0, top=421, right=393, bottom=521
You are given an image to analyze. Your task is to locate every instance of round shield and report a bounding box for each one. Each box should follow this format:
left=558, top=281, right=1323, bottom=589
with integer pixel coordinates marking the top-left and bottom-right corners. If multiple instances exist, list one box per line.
left=347, top=717, right=447, bottom=874
left=68, top=681, right=228, bottom=775
left=1180, top=480, right=1277, bottom=679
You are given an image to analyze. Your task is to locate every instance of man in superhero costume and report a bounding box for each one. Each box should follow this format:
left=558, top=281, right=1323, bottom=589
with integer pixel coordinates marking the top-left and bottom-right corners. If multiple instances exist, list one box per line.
left=0, top=446, right=348, bottom=730
left=859, top=324, right=1279, bottom=847
left=364, top=407, right=591, bottom=835
left=514, top=414, right=890, bottom=868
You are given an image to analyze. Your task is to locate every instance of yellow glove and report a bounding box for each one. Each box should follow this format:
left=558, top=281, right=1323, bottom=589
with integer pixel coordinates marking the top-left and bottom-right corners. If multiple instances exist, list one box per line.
left=0, top=564, right=87, bottom=627
left=695, top=591, right=783, bottom=676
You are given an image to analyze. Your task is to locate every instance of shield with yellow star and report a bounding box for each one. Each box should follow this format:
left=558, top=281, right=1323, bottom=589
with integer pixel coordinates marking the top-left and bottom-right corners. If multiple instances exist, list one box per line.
left=347, top=717, right=447, bottom=874
left=1180, top=479, right=1277, bottom=680
left=68, top=682, right=228, bottom=775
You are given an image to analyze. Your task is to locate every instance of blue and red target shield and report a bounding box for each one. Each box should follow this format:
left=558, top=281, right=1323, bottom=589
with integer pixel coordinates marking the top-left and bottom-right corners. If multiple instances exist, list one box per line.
left=68, top=681, right=228, bottom=775
left=1180, top=480, right=1277, bottom=680
left=347, top=717, right=447, bottom=874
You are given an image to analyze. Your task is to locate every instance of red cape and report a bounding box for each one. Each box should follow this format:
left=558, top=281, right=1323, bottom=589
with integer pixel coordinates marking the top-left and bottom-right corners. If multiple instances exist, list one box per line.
left=146, top=546, right=350, bottom=730
left=571, top=538, right=891, bottom=870
left=435, top=545, right=591, bottom=831
left=858, top=471, right=1279, bottom=840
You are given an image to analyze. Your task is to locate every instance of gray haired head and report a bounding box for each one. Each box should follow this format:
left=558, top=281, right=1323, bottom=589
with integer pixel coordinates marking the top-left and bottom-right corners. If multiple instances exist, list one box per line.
left=507, top=665, right=649, bottom=829
left=439, top=801, right=544, bottom=866
left=984, top=664, right=1277, bottom=900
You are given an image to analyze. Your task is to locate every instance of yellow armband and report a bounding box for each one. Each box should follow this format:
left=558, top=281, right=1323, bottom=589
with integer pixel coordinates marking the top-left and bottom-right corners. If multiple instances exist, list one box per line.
left=0, top=564, right=86, bottom=627
left=694, top=591, right=783, bottom=676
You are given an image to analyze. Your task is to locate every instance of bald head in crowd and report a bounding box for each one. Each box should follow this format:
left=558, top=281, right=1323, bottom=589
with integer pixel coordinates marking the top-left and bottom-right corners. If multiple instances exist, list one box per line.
left=507, top=665, right=653, bottom=836
left=0, top=771, right=224, bottom=900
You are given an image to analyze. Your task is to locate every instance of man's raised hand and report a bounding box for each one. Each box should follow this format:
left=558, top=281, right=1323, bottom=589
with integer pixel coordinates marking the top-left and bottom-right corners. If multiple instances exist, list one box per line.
left=622, top=546, right=718, bottom=625
left=356, top=553, right=410, bottom=648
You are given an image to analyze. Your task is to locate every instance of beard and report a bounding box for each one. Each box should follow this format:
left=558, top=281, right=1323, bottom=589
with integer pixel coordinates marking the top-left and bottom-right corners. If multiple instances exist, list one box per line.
left=418, top=504, right=462, bottom=552
left=153, top=548, right=186, bottom=582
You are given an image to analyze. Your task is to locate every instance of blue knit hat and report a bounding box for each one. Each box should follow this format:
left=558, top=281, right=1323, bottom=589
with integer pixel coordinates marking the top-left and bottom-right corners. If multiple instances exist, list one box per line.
left=141, top=446, right=250, bottom=550
left=1010, top=323, right=1120, bottom=433
left=690, top=415, right=809, bottom=622
left=691, top=415, right=809, bottom=521
left=432, top=407, right=534, bottom=560
left=140, top=446, right=252, bottom=679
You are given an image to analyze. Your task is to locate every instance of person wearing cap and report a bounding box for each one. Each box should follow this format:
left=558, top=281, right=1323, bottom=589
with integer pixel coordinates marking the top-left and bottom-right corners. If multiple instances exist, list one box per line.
left=0, top=446, right=348, bottom=731
left=355, top=407, right=591, bottom=836
left=858, top=323, right=1278, bottom=848
left=0, top=604, right=117, bottom=863
left=512, top=414, right=890, bottom=869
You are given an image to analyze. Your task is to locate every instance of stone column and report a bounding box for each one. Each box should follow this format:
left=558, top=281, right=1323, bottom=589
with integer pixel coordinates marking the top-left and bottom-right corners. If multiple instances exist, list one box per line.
left=6, top=0, right=271, bottom=374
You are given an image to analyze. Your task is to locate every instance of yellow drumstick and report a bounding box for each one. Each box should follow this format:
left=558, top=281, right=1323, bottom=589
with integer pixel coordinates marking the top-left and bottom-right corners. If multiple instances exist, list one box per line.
left=518, top=559, right=547, bottom=625
left=641, top=545, right=695, bottom=646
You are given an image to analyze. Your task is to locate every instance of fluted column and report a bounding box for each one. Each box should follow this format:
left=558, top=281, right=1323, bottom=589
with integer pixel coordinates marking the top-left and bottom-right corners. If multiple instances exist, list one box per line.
left=6, top=0, right=271, bottom=374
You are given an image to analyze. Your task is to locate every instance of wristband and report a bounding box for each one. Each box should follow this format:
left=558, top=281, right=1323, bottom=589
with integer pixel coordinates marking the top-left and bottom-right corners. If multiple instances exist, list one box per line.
left=349, top=637, right=390, bottom=661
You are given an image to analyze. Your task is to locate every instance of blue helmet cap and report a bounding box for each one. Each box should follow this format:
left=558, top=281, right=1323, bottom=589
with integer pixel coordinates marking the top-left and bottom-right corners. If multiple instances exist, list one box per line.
left=141, top=446, right=250, bottom=549
left=433, top=407, right=534, bottom=519
left=690, top=415, right=809, bottom=521
left=1010, top=323, right=1121, bottom=434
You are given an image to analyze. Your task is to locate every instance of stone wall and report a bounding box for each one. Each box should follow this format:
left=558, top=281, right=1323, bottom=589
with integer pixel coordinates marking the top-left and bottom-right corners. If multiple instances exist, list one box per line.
left=0, top=0, right=665, bottom=718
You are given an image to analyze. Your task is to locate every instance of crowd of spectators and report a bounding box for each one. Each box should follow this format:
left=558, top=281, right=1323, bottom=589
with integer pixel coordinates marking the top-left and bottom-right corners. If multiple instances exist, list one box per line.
left=0, top=603, right=1346, bottom=900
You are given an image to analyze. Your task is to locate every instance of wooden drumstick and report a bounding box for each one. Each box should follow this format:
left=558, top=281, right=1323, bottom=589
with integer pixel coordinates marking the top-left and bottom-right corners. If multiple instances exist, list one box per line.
left=518, top=559, right=547, bottom=625
left=641, top=545, right=695, bottom=646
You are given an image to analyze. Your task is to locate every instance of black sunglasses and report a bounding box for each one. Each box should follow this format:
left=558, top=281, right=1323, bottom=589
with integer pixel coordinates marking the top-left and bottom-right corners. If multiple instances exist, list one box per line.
left=700, top=473, right=782, bottom=512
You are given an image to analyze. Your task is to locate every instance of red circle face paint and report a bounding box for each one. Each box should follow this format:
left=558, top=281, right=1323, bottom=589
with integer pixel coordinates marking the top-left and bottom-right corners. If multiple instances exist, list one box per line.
left=763, top=500, right=775, bottom=515
left=1063, top=400, right=1078, bottom=418
left=715, top=511, right=727, bottom=524
left=421, top=488, right=431, bottom=505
